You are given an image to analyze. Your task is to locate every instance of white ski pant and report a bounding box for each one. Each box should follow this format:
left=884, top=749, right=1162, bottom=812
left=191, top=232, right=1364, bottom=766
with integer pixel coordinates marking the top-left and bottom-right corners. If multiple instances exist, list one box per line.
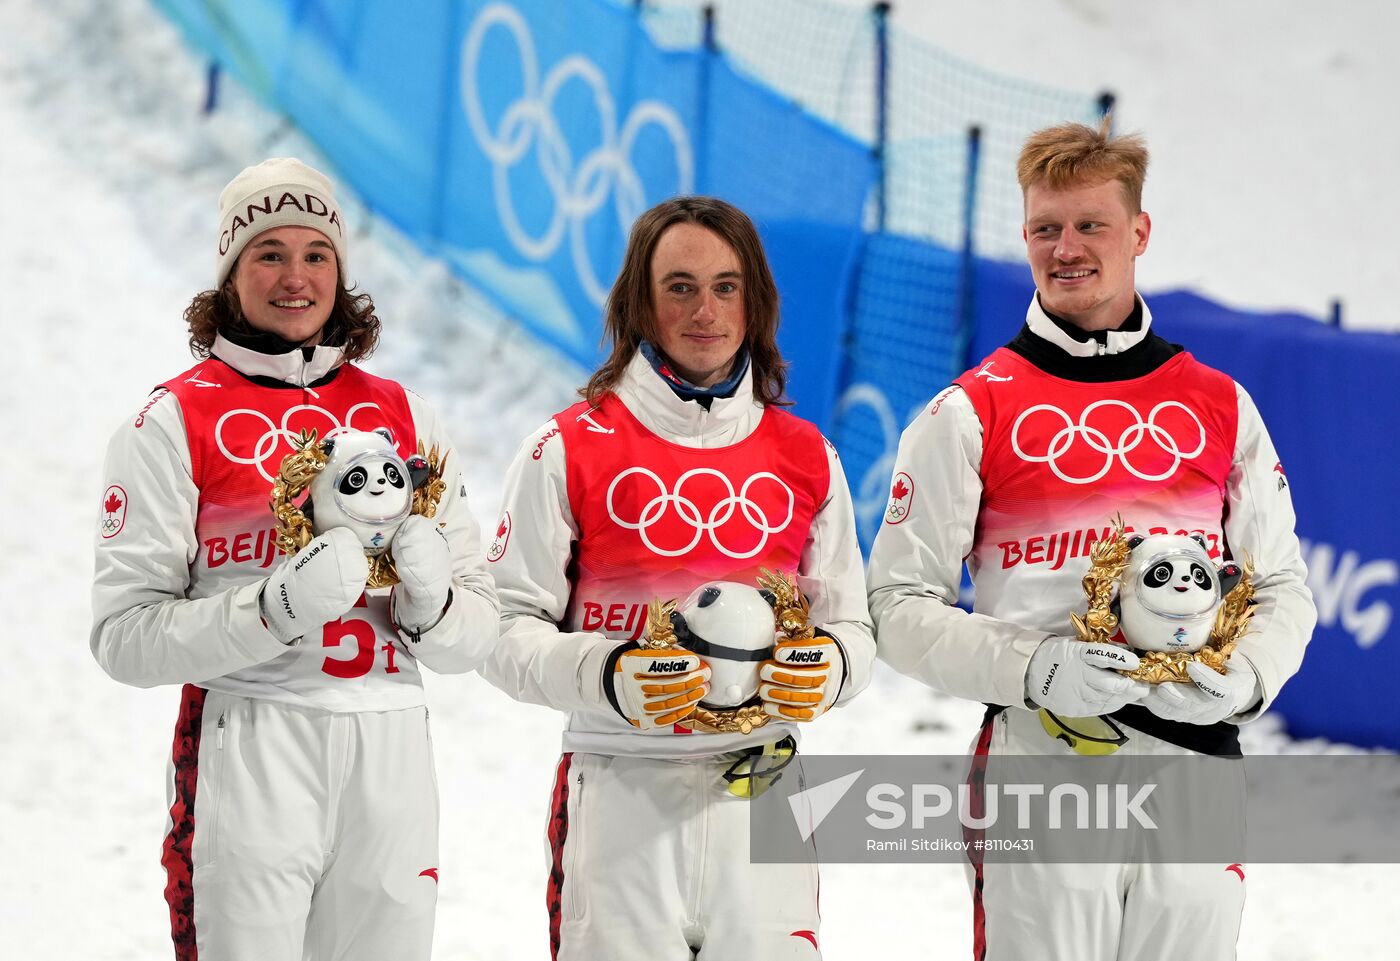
left=162, top=685, right=440, bottom=960
left=546, top=750, right=822, bottom=961
left=968, top=707, right=1246, bottom=961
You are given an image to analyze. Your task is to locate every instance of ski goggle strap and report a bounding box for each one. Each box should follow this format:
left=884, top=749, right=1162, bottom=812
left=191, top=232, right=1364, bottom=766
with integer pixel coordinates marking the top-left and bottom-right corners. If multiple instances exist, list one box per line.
left=1038, top=710, right=1130, bottom=756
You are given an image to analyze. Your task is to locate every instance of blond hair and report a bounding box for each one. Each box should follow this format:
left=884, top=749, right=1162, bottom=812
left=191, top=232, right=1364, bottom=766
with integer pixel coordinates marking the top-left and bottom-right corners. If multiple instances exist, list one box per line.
left=1017, top=118, right=1149, bottom=213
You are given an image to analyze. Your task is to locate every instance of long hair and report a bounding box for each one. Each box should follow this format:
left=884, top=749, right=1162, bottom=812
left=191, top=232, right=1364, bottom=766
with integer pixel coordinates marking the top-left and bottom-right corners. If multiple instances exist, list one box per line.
left=581, top=196, right=788, bottom=406
left=183, top=271, right=380, bottom=361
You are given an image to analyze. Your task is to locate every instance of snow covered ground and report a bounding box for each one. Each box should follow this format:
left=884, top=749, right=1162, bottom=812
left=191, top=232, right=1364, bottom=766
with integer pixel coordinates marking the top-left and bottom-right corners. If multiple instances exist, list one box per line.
left=2, top=1, right=1394, bottom=959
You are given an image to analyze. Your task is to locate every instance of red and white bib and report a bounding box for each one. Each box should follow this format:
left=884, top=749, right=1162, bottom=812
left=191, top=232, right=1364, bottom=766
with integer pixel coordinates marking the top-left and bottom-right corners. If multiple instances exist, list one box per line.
left=555, top=395, right=829, bottom=641
left=162, top=358, right=422, bottom=707
left=955, top=349, right=1238, bottom=633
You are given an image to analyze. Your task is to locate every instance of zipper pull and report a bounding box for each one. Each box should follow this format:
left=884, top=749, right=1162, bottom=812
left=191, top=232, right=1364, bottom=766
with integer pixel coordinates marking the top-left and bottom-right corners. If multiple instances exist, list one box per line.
left=216, top=713, right=226, bottom=749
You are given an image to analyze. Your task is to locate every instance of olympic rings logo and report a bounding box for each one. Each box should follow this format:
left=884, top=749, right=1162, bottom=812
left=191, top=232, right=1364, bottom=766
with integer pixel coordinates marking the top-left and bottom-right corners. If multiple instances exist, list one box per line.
left=1011, top=400, right=1207, bottom=485
left=606, top=467, right=794, bottom=559
left=214, top=403, right=386, bottom=482
left=461, top=3, right=694, bottom=307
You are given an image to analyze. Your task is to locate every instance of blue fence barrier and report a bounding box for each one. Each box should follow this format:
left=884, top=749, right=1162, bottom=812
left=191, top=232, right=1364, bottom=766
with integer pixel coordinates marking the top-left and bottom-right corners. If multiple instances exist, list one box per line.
left=152, top=0, right=1399, bottom=749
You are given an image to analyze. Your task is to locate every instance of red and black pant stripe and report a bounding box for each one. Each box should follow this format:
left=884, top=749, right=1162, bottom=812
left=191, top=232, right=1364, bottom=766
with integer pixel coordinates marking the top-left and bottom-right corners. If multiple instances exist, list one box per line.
left=966, top=710, right=997, bottom=961
left=545, top=753, right=574, bottom=961
left=161, top=684, right=206, bottom=960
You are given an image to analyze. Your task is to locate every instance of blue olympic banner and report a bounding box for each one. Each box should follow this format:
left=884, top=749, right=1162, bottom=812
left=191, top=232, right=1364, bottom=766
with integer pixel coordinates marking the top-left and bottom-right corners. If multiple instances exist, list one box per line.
left=155, top=0, right=875, bottom=425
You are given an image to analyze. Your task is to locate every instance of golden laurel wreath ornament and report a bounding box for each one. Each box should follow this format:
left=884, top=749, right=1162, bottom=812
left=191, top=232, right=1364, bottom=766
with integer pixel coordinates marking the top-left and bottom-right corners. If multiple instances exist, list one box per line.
left=640, top=568, right=817, bottom=735
left=270, top=428, right=448, bottom=589
left=1071, top=517, right=1256, bottom=684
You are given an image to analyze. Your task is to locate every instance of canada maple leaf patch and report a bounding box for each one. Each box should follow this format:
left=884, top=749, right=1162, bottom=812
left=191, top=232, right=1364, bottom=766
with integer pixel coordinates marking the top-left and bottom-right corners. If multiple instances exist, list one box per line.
left=885, top=472, right=914, bottom=525
left=488, top=511, right=511, bottom=563
left=100, top=485, right=128, bottom=539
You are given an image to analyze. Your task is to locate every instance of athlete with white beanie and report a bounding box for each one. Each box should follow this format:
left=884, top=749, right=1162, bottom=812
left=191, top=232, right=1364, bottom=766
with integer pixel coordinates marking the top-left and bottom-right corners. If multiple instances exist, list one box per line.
left=91, top=158, right=498, bottom=960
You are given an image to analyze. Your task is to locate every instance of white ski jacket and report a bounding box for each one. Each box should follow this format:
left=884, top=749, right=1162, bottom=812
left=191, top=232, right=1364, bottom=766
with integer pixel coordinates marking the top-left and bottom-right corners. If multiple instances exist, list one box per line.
left=91, top=335, right=499, bottom=711
left=483, top=352, right=876, bottom=757
left=868, top=298, right=1314, bottom=728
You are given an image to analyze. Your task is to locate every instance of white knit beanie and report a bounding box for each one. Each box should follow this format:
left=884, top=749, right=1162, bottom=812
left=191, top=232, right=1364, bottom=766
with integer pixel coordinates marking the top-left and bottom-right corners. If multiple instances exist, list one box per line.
left=215, top=158, right=347, bottom=287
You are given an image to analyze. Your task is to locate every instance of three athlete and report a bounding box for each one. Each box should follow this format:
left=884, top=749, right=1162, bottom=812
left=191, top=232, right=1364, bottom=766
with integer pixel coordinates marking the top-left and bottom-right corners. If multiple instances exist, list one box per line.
left=94, top=125, right=1312, bottom=961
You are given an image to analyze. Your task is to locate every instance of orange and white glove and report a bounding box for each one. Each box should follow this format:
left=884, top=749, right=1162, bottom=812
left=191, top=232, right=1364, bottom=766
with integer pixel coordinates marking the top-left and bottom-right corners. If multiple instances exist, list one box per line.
left=603, top=645, right=711, bottom=730
left=758, top=629, right=846, bottom=722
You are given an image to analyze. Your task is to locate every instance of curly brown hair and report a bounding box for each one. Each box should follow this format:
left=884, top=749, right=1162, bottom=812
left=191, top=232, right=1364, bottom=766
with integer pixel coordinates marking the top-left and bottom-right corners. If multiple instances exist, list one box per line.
left=581, top=196, right=788, bottom=407
left=183, top=274, right=380, bottom=360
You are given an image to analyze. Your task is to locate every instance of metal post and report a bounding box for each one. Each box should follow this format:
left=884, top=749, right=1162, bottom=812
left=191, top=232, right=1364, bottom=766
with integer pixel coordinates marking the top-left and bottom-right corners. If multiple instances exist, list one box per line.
left=873, top=2, right=891, bottom=231
left=959, top=125, right=982, bottom=369
left=1329, top=299, right=1343, bottom=327
left=692, top=4, right=716, bottom=192
left=1097, top=90, right=1116, bottom=131
left=203, top=62, right=221, bottom=115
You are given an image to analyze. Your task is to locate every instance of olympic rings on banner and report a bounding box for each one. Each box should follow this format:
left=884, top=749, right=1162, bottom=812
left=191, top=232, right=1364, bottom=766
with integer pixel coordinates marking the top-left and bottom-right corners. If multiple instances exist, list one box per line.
left=461, top=3, right=695, bottom=306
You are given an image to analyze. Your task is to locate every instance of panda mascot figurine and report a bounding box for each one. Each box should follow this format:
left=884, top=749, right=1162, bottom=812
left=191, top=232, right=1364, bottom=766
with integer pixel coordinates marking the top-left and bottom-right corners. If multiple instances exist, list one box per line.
left=1116, top=533, right=1243, bottom=654
left=672, top=581, right=778, bottom=709
left=305, top=428, right=427, bottom=556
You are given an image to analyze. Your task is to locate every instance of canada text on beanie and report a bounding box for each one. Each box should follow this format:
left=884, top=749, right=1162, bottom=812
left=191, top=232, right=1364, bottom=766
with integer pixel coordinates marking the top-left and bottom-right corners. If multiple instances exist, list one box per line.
left=215, top=158, right=346, bottom=288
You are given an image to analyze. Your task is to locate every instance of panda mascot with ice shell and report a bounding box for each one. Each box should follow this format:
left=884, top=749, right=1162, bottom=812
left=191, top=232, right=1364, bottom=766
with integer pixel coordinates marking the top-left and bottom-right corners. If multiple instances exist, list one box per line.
left=1115, top=533, right=1243, bottom=655
left=305, top=428, right=428, bottom=557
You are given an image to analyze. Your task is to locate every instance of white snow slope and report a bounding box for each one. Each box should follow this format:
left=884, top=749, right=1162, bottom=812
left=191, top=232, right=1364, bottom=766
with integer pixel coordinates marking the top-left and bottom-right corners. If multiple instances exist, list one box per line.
left=1, top=1, right=1393, bottom=959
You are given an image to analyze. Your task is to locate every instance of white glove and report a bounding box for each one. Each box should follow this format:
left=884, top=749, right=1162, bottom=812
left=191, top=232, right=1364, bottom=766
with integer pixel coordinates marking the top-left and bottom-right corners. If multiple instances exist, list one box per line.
left=1025, top=637, right=1149, bottom=717
left=260, top=528, right=369, bottom=644
left=605, top=646, right=710, bottom=730
left=1142, top=659, right=1261, bottom=725
left=390, top=515, right=453, bottom=636
left=759, top=631, right=845, bottom=721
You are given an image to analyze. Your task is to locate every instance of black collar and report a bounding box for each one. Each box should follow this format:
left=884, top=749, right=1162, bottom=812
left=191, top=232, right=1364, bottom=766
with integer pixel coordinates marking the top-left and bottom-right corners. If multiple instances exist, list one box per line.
left=1007, top=302, right=1183, bottom=383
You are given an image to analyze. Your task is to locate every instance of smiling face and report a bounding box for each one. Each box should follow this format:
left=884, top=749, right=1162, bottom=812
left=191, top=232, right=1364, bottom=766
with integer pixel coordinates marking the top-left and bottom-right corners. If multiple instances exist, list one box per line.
left=1140, top=557, right=1216, bottom=614
left=1023, top=178, right=1151, bottom=333
left=230, top=225, right=339, bottom=345
left=649, top=223, right=747, bottom=388
left=336, top=458, right=408, bottom=522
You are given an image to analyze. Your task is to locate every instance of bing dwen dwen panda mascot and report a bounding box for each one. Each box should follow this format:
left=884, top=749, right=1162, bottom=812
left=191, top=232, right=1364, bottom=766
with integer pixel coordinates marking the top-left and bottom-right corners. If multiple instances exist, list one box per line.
left=272, top=427, right=442, bottom=588
left=672, top=581, right=778, bottom=709
left=1116, top=533, right=1243, bottom=654
left=306, top=428, right=420, bottom=556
